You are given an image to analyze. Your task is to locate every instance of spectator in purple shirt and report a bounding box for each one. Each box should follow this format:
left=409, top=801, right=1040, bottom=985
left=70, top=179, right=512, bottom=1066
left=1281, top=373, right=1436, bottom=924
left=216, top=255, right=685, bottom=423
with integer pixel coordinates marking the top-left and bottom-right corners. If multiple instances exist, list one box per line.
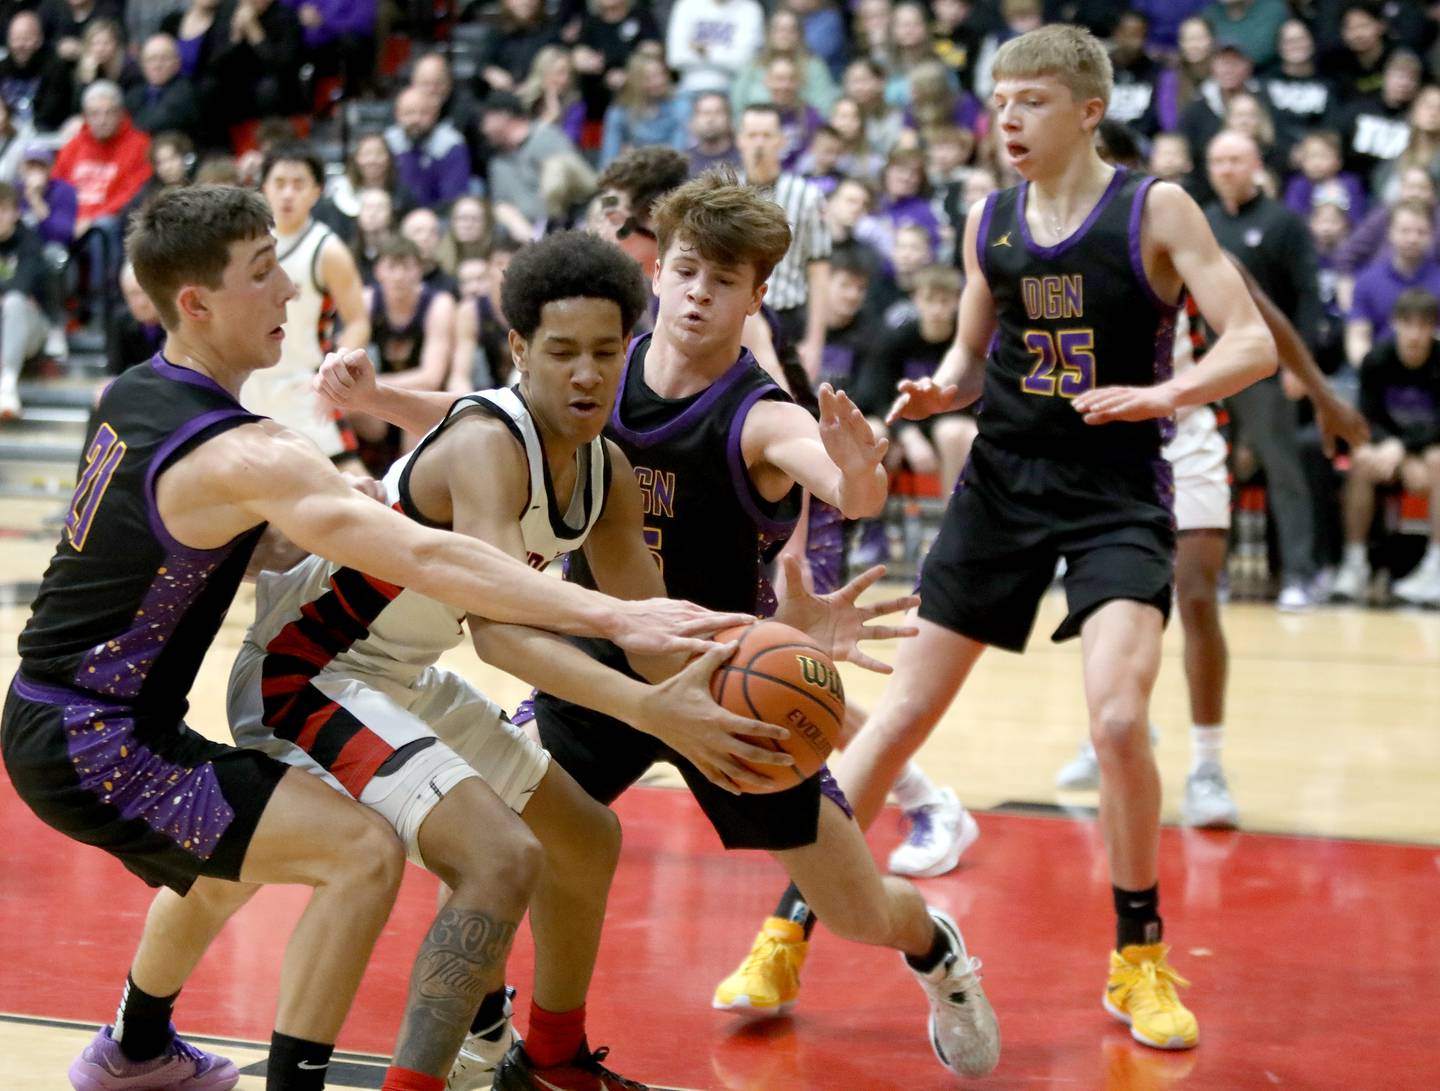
left=16, top=143, right=76, bottom=245
left=1347, top=198, right=1440, bottom=365
left=384, top=85, right=472, bottom=209
left=763, top=55, right=824, bottom=172
left=854, top=146, right=942, bottom=275
left=286, top=0, right=376, bottom=98
left=1284, top=131, right=1366, bottom=225
left=1336, top=165, right=1440, bottom=277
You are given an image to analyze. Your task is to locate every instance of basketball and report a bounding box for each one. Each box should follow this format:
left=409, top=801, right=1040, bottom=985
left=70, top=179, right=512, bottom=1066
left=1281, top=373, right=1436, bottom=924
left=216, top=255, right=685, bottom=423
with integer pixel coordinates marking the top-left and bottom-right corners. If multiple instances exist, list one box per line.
left=709, top=621, right=846, bottom=793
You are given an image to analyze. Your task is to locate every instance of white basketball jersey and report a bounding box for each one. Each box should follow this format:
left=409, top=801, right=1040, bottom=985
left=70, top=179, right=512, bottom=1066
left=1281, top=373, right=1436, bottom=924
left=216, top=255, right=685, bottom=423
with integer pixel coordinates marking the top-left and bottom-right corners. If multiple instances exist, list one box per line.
left=241, top=219, right=347, bottom=456
left=243, top=386, right=610, bottom=683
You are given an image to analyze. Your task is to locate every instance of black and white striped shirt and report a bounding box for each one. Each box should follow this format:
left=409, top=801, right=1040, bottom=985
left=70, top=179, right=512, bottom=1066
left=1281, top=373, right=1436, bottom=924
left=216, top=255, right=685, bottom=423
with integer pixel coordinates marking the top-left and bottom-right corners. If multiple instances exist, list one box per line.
left=746, top=171, right=832, bottom=311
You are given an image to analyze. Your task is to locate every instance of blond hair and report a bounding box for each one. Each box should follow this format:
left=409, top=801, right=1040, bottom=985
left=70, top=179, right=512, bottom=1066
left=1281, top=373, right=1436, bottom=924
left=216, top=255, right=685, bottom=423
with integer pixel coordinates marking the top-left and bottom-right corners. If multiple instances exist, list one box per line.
left=911, top=264, right=962, bottom=298
left=991, top=24, right=1112, bottom=108
left=652, top=169, right=793, bottom=288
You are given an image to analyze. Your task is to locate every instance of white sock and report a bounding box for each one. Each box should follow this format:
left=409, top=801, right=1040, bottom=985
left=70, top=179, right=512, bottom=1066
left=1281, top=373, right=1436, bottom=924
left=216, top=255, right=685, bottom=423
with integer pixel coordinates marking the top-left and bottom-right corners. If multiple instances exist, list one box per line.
left=1191, top=724, right=1224, bottom=774
left=1343, top=542, right=1367, bottom=568
left=891, top=762, right=942, bottom=810
left=1425, top=542, right=1440, bottom=567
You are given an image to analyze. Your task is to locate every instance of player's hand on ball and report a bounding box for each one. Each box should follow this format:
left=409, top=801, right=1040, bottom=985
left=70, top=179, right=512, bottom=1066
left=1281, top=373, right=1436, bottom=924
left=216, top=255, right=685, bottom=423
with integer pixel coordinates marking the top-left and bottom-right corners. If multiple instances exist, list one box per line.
left=639, top=642, right=795, bottom=795
left=1073, top=384, right=1176, bottom=424
left=771, top=555, right=919, bottom=674
left=887, top=377, right=961, bottom=425
left=314, top=348, right=378, bottom=411
left=607, top=597, right=755, bottom=660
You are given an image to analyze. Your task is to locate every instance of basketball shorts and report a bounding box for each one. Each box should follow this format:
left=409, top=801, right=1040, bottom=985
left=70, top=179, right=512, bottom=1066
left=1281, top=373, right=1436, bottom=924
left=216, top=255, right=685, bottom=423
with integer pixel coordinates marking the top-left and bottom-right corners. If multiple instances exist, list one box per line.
left=918, top=437, right=1176, bottom=652
left=229, top=644, right=549, bottom=867
left=240, top=369, right=349, bottom=459
left=1164, top=407, right=1231, bottom=533
left=525, top=644, right=849, bottom=851
left=2, top=674, right=286, bottom=895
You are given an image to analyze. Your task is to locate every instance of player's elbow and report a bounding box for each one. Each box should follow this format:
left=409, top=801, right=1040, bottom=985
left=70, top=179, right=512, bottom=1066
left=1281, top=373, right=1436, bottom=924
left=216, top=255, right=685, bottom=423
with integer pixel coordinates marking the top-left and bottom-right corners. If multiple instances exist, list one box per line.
left=1250, top=325, right=1279, bottom=381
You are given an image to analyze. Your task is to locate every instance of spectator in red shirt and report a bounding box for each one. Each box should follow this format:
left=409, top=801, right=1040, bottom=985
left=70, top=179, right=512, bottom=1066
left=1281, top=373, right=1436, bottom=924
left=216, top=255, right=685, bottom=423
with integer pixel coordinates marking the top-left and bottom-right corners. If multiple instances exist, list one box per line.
left=52, top=79, right=150, bottom=304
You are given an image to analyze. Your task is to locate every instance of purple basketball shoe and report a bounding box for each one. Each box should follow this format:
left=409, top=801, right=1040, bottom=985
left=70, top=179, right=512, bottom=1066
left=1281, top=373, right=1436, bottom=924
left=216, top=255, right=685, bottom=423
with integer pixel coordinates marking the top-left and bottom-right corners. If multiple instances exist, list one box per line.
left=69, top=1024, right=239, bottom=1091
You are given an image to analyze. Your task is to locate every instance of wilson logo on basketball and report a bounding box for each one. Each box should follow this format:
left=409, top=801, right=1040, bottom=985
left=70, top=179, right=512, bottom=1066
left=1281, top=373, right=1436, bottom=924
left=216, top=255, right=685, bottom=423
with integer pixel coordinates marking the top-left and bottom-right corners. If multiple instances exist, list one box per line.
left=796, top=655, right=844, bottom=702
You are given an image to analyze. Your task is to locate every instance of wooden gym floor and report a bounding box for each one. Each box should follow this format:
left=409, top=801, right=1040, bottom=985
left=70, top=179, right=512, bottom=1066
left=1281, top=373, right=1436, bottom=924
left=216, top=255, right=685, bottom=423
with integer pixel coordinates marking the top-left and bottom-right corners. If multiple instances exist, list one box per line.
left=1, top=495, right=1438, bottom=1089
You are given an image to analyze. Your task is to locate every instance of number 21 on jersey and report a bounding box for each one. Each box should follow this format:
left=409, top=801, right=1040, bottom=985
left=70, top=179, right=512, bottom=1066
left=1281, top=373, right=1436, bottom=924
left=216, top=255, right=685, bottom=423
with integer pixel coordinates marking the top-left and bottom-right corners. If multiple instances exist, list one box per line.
left=1021, top=329, right=1096, bottom=398
left=65, top=423, right=126, bottom=551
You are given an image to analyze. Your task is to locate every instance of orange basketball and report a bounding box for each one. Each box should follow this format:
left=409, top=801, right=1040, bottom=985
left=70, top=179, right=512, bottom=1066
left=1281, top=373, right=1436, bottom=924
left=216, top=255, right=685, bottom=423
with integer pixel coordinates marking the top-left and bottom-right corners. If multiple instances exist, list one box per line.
left=709, top=621, right=846, bottom=794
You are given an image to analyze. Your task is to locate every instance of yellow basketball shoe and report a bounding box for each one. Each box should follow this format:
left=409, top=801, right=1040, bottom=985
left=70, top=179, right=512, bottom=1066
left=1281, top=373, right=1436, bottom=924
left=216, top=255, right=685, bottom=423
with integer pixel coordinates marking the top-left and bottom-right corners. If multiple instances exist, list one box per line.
left=1104, top=944, right=1199, bottom=1050
left=712, top=917, right=809, bottom=1016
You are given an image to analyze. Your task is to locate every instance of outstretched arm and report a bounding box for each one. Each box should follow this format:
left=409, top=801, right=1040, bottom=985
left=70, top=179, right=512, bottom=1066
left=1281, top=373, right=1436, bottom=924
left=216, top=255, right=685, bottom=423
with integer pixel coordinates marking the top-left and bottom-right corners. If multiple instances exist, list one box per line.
left=743, top=386, right=889, bottom=518
left=1228, top=253, right=1370, bottom=455
left=159, top=421, right=750, bottom=658
left=1075, top=182, right=1275, bottom=425
left=888, top=205, right=994, bottom=425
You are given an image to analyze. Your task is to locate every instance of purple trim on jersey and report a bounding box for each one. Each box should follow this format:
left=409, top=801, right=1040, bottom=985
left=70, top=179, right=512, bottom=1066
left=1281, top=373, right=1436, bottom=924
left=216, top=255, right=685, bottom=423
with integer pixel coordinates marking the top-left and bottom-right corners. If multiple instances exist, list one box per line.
left=974, top=191, right=999, bottom=281
left=817, top=765, right=853, bottom=818
left=609, top=334, right=757, bottom=448
left=805, top=499, right=846, bottom=596
left=1151, top=457, right=1177, bottom=528
left=1153, top=308, right=1179, bottom=447
left=75, top=548, right=228, bottom=698
left=1127, top=177, right=1172, bottom=309
left=13, top=674, right=83, bottom=704
left=149, top=355, right=242, bottom=403
left=13, top=675, right=236, bottom=857
left=725, top=386, right=801, bottom=537
left=143, top=410, right=254, bottom=558
left=1018, top=168, right=1127, bottom=260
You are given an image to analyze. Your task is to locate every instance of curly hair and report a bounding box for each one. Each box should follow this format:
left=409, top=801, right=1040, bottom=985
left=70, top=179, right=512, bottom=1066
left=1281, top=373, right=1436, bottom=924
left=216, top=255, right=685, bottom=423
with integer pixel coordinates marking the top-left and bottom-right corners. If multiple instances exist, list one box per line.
left=501, top=231, right=649, bottom=341
left=651, top=168, right=792, bottom=289
left=596, top=146, right=691, bottom=221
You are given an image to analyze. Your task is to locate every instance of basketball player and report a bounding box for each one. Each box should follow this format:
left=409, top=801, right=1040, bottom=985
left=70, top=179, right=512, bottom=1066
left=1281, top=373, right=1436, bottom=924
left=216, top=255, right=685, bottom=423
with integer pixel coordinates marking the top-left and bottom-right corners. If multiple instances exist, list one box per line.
left=318, top=173, right=1004, bottom=1080
left=1, top=187, right=749, bottom=1091
left=229, top=232, right=804, bottom=1091
left=1055, top=250, right=1372, bottom=823
left=356, top=234, right=456, bottom=448
left=717, top=27, right=1279, bottom=1051
left=252, top=142, right=370, bottom=462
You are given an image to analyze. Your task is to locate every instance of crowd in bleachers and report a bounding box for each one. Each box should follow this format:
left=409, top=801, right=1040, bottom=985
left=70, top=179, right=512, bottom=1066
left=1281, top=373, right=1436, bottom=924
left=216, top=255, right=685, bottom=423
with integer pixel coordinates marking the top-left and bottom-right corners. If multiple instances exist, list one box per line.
left=0, top=0, right=1437, bottom=606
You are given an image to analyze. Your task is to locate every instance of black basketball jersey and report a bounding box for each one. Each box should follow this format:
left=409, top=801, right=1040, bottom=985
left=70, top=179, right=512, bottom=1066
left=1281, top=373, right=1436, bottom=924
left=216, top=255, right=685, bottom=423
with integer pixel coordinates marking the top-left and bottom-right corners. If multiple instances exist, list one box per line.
left=370, top=284, right=436, bottom=375
left=975, top=168, right=1179, bottom=460
left=567, top=333, right=802, bottom=615
left=19, top=356, right=265, bottom=711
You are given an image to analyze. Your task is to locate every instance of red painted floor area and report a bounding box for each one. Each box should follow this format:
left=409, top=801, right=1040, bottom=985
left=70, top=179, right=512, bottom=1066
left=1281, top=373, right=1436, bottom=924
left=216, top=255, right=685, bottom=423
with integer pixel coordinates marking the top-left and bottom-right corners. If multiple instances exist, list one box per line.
left=3, top=773, right=1438, bottom=1090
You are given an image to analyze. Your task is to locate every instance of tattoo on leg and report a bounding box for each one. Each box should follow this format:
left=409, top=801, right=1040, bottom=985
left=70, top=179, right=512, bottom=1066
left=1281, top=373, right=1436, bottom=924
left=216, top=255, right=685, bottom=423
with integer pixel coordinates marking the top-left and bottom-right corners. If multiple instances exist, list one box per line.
left=393, top=907, right=519, bottom=1075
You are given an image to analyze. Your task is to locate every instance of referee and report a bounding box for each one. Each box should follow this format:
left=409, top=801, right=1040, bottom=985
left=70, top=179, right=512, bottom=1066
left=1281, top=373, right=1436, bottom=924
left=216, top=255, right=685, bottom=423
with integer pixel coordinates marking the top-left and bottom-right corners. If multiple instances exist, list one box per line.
left=737, top=103, right=831, bottom=375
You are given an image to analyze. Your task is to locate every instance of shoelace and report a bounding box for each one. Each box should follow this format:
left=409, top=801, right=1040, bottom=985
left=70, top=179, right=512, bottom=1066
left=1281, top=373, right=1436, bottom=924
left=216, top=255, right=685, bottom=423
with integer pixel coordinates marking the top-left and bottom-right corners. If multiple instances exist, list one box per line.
left=579, top=1046, right=648, bottom=1089
left=1129, top=957, right=1190, bottom=1013
left=168, top=1037, right=207, bottom=1067
left=905, top=808, right=935, bottom=847
left=741, top=933, right=798, bottom=980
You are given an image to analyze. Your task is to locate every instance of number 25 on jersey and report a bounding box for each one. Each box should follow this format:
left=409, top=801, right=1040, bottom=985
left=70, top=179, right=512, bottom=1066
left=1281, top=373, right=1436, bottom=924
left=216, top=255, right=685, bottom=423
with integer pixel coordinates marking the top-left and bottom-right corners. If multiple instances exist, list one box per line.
left=1021, top=329, right=1096, bottom=398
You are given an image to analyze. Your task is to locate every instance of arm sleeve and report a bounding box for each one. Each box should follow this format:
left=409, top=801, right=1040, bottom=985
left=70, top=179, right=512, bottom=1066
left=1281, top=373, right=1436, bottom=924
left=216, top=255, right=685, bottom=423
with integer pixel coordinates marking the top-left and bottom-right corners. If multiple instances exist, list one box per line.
left=665, top=2, right=702, bottom=72
left=437, top=143, right=472, bottom=204
left=42, top=183, right=78, bottom=244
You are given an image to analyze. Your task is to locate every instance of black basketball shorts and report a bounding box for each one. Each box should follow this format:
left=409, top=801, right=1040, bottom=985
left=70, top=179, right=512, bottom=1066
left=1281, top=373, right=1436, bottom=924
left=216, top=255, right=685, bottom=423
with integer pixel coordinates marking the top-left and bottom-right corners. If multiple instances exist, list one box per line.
left=529, top=690, right=849, bottom=852
left=3, top=675, right=286, bottom=895
left=918, top=437, right=1176, bottom=652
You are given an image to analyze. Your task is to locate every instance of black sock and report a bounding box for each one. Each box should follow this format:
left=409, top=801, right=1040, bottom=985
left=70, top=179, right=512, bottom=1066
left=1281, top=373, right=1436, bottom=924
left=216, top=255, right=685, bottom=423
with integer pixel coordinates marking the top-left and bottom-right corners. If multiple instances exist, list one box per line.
left=773, top=883, right=819, bottom=940
left=267, top=1031, right=334, bottom=1091
left=1113, top=884, right=1163, bottom=949
left=904, top=922, right=951, bottom=974
left=471, top=986, right=510, bottom=1037
left=113, top=974, right=178, bottom=1061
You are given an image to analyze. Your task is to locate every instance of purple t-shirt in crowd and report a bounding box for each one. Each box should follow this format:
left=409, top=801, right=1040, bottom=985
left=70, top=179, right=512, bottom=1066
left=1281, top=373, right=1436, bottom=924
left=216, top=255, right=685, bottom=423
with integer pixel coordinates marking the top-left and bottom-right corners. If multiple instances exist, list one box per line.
left=1350, top=257, right=1440, bottom=342
left=1284, top=173, right=1367, bottom=224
